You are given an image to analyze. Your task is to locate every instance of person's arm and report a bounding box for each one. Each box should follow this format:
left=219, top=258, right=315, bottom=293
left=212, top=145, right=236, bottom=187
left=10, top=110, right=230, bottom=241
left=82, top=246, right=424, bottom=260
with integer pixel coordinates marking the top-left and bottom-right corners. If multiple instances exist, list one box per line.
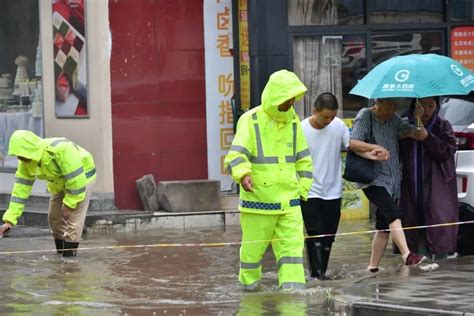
left=416, top=121, right=457, bottom=163
left=224, top=113, right=254, bottom=191
left=349, top=139, right=390, bottom=161
left=2, top=162, right=36, bottom=227
left=350, top=108, right=370, bottom=142
left=396, top=113, right=417, bottom=139
left=295, top=121, right=313, bottom=201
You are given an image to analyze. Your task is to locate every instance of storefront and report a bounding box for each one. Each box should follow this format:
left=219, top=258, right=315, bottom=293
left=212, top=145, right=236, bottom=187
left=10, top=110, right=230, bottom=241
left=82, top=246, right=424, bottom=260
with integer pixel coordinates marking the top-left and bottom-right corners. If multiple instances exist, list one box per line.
left=2, top=0, right=472, bottom=211
left=235, top=0, right=474, bottom=119
left=230, top=0, right=474, bottom=217
left=0, top=0, right=114, bottom=196
left=0, top=1, right=44, bottom=170
left=0, top=0, right=227, bottom=210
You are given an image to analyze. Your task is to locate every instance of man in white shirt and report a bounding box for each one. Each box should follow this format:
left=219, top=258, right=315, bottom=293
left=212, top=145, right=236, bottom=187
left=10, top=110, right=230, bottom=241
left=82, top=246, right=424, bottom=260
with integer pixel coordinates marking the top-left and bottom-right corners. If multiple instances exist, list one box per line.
left=301, top=93, right=387, bottom=280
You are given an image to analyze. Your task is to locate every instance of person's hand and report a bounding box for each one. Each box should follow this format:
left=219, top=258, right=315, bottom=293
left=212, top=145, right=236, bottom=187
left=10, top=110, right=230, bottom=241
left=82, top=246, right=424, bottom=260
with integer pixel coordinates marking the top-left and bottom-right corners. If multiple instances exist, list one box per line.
left=61, top=204, right=74, bottom=221
left=399, top=129, right=415, bottom=140
left=414, top=126, right=429, bottom=141
left=240, top=175, right=254, bottom=192
left=0, top=222, right=12, bottom=237
left=369, top=147, right=390, bottom=161
left=414, top=103, right=424, bottom=117
left=414, top=102, right=425, bottom=130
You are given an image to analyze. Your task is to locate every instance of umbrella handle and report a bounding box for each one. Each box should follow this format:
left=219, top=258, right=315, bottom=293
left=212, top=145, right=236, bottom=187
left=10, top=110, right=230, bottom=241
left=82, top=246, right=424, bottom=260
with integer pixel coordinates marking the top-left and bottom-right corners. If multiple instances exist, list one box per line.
left=416, top=116, right=423, bottom=130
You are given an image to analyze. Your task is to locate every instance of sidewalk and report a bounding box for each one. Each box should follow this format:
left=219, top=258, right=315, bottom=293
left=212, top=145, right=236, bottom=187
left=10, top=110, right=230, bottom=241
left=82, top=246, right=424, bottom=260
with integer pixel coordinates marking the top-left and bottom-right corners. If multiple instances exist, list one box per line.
left=332, top=256, right=474, bottom=315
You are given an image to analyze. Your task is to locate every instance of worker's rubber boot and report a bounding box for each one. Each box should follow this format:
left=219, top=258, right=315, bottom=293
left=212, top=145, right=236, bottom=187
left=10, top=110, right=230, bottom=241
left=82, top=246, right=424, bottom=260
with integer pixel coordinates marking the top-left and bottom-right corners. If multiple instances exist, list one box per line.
left=54, top=238, right=65, bottom=255
left=62, top=241, right=79, bottom=257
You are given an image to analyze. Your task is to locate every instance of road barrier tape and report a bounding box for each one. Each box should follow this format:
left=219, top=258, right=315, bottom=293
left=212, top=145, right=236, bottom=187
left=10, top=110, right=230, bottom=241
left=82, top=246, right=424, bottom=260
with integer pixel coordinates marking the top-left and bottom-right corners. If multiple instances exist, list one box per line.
left=0, top=220, right=473, bottom=256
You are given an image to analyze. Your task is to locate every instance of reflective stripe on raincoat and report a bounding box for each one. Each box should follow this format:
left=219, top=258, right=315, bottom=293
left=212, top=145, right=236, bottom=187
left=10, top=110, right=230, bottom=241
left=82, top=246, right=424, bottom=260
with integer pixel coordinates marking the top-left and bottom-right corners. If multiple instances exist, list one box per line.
left=3, top=130, right=96, bottom=225
left=224, top=70, right=313, bottom=215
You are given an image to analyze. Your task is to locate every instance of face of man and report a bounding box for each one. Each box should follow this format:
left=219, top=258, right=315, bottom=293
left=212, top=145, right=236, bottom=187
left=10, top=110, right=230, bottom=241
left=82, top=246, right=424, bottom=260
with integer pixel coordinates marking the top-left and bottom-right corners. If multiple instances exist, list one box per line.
left=375, top=99, right=397, bottom=121
left=278, top=97, right=295, bottom=112
left=313, top=108, right=337, bottom=129
left=417, top=97, right=437, bottom=124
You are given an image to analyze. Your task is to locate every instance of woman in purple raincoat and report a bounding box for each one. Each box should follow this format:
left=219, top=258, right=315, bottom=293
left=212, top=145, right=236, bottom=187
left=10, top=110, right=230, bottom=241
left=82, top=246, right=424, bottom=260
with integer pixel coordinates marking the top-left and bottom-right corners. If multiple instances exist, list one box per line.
left=399, top=97, right=458, bottom=259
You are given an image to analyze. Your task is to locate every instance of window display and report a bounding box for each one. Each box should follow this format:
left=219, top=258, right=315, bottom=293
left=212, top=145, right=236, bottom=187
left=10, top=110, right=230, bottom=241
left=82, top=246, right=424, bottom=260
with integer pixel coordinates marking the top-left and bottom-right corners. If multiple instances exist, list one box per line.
left=0, top=0, right=43, bottom=168
left=288, top=0, right=363, bottom=26
left=293, top=35, right=367, bottom=118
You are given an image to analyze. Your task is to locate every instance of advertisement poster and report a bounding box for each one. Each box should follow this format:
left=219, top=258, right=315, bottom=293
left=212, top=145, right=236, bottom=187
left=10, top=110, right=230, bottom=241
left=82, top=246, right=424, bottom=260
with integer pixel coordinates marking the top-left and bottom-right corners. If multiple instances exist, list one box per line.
left=52, top=0, right=88, bottom=118
left=451, top=26, right=474, bottom=72
left=204, top=0, right=234, bottom=191
left=341, top=118, right=369, bottom=220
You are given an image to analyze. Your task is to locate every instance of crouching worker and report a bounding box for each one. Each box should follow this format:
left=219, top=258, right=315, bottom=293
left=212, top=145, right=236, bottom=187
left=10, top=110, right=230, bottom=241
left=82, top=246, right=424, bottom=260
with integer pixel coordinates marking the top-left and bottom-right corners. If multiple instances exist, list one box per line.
left=0, top=130, right=96, bottom=257
left=224, top=70, right=313, bottom=291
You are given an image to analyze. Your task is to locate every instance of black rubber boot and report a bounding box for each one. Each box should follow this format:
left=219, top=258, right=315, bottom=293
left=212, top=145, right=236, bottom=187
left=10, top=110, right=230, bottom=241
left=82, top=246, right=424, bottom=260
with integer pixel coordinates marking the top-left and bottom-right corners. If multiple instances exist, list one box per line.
left=321, top=243, right=332, bottom=277
left=306, top=240, right=327, bottom=280
left=62, top=241, right=79, bottom=257
left=54, top=239, right=65, bottom=255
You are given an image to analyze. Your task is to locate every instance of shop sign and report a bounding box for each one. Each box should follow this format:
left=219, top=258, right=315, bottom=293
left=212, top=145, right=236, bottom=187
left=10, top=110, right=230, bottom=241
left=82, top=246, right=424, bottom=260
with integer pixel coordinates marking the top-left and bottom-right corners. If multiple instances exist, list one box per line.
left=238, top=0, right=250, bottom=110
left=204, top=0, right=234, bottom=191
left=451, top=26, right=474, bottom=72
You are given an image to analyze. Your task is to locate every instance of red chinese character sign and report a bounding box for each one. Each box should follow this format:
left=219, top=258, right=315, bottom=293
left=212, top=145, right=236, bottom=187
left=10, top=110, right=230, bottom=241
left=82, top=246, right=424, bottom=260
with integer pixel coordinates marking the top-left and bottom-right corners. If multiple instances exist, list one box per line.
left=52, top=0, right=89, bottom=118
left=451, top=26, right=474, bottom=71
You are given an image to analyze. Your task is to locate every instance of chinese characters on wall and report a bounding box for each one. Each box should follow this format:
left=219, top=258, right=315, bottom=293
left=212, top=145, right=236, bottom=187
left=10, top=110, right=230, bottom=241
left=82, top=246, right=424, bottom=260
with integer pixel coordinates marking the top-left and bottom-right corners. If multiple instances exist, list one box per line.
left=204, top=0, right=234, bottom=191
left=451, top=26, right=474, bottom=71
left=238, top=0, right=250, bottom=110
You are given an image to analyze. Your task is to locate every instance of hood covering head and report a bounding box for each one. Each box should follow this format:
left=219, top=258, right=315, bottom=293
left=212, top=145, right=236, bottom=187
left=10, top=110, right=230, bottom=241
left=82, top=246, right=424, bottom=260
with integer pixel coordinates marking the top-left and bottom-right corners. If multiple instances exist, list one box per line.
left=261, top=69, right=307, bottom=123
left=8, top=130, right=44, bottom=161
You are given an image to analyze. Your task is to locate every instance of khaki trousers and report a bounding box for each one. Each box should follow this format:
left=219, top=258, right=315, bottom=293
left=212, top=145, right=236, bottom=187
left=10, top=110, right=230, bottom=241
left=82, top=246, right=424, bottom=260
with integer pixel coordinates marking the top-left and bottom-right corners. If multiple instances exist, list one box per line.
left=48, top=179, right=96, bottom=242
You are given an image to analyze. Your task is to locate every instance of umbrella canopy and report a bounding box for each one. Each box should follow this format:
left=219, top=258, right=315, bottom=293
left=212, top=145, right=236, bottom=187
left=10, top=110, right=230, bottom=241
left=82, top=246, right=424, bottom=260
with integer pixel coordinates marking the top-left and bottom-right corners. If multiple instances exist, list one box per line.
left=350, top=53, right=474, bottom=99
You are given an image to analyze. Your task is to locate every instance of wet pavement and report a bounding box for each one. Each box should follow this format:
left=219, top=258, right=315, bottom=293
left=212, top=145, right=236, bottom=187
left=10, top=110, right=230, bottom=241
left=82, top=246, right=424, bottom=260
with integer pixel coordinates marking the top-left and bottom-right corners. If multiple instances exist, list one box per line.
left=334, top=256, right=474, bottom=315
left=0, top=220, right=473, bottom=315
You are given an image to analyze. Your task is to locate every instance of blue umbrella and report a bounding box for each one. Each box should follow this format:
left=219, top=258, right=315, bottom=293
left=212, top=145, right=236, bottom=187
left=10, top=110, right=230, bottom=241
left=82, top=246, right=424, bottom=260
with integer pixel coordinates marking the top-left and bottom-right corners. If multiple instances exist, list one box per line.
left=350, top=54, right=474, bottom=99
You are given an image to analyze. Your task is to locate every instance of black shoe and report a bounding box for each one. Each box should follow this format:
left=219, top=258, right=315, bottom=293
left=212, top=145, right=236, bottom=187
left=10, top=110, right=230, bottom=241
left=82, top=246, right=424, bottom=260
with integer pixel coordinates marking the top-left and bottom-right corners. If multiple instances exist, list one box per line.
left=54, top=239, right=65, bottom=254
left=63, top=242, right=79, bottom=257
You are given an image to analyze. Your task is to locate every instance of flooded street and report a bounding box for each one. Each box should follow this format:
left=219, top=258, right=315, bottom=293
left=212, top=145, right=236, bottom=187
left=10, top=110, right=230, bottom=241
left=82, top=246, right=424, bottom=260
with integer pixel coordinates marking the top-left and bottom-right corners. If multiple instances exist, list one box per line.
left=0, top=220, right=402, bottom=315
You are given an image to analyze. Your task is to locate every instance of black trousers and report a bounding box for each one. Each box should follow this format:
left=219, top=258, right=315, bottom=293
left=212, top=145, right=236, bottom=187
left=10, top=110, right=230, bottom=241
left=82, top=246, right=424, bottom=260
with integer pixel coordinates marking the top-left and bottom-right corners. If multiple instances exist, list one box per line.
left=301, top=197, right=341, bottom=244
left=362, top=186, right=404, bottom=231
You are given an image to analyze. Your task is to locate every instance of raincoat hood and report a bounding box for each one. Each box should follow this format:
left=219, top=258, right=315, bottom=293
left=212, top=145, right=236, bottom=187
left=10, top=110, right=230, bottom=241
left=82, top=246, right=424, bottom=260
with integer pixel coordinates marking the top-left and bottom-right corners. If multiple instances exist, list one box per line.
left=261, top=70, right=307, bottom=123
left=8, top=130, right=44, bottom=161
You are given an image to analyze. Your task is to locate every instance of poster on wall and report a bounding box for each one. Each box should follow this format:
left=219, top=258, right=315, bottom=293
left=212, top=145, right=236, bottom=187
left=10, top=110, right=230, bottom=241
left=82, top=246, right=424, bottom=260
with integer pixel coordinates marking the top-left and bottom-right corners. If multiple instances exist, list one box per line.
left=203, top=0, right=234, bottom=191
left=52, top=0, right=89, bottom=118
left=451, top=26, right=474, bottom=72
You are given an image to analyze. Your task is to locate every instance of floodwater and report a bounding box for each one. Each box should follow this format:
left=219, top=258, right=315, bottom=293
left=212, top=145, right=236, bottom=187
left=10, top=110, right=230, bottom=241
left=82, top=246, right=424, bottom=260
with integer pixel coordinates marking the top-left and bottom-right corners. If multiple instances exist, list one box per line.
left=0, top=220, right=401, bottom=315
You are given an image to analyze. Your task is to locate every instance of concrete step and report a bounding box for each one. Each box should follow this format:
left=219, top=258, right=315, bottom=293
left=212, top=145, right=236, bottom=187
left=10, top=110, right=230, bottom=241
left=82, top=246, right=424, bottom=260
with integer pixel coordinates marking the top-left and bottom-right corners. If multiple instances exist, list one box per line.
left=220, top=193, right=239, bottom=210
left=0, top=207, right=240, bottom=233
left=0, top=192, right=240, bottom=232
left=0, top=191, right=116, bottom=212
left=85, top=209, right=240, bottom=234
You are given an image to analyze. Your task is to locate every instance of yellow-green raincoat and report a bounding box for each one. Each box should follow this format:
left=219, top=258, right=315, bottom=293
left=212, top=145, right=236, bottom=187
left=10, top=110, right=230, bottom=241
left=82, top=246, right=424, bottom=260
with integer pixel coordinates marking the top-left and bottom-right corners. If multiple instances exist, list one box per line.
left=224, top=69, right=313, bottom=290
left=3, top=130, right=96, bottom=226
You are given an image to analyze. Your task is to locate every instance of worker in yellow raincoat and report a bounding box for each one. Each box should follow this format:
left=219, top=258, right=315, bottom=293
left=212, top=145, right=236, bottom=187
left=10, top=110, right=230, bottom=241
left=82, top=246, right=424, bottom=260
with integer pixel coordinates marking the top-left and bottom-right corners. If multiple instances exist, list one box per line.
left=224, top=69, right=313, bottom=290
left=0, top=130, right=96, bottom=257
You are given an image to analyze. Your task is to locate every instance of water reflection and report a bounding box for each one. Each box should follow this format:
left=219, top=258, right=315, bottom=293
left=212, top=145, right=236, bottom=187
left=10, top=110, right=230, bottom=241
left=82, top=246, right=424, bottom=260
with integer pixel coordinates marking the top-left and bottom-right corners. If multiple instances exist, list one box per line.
left=0, top=220, right=402, bottom=314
